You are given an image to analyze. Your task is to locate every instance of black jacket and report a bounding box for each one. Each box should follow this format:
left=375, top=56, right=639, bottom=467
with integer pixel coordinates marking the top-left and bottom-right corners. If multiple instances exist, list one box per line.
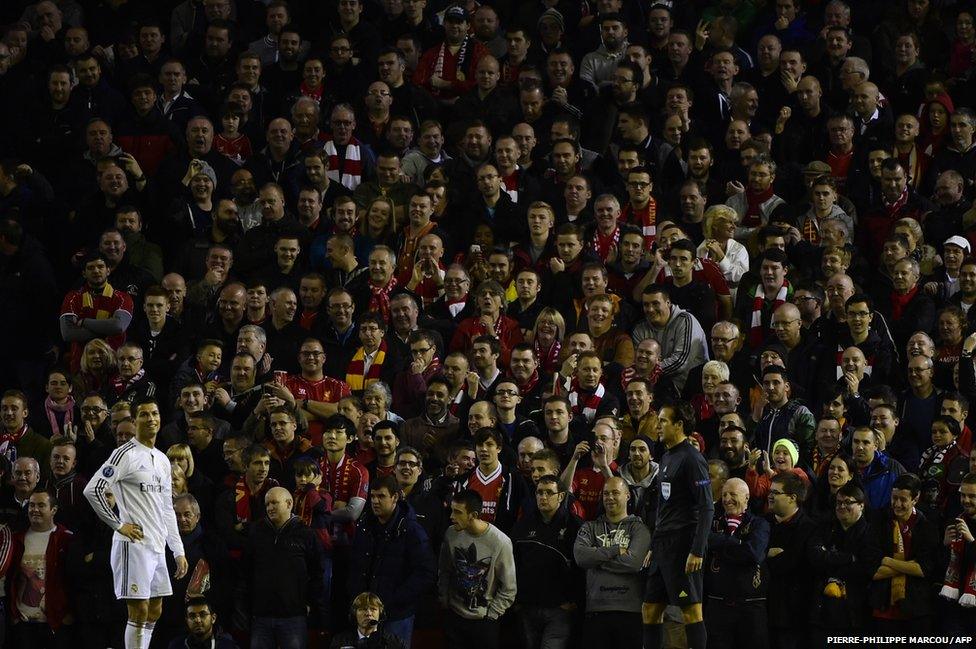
left=867, top=509, right=939, bottom=618
left=510, top=502, right=584, bottom=608
left=246, top=516, right=326, bottom=620
left=809, top=515, right=882, bottom=630
left=348, top=501, right=436, bottom=620
left=765, top=509, right=818, bottom=626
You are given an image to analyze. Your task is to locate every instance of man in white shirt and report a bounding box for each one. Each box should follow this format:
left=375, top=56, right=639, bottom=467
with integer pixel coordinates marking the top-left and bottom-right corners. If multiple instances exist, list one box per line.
left=84, top=399, right=187, bottom=649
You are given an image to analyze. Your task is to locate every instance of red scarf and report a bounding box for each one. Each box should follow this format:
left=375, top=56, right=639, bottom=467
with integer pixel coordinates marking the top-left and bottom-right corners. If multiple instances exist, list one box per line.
left=111, top=369, right=145, bottom=396
left=592, top=226, right=620, bottom=262
left=743, top=186, right=774, bottom=227
left=884, top=188, right=909, bottom=219
left=749, top=280, right=789, bottom=348
left=300, top=82, right=324, bottom=102
left=422, top=356, right=442, bottom=381
left=515, top=370, right=540, bottom=395
left=889, top=286, right=918, bottom=321
left=0, top=425, right=27, bottom=447
left=941, top=517, right=976, bottom=606
left=534, top=339, right=561, bottom=374
left=567, top=380, right=605, bottom=423
left=368, top=277, right=398, bottom=324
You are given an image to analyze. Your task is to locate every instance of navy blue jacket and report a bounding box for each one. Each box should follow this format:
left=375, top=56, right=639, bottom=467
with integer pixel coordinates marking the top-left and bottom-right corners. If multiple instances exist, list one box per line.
left=348, top=500, right=436, bottom=621
left=705, top=511, right=770, bottom=602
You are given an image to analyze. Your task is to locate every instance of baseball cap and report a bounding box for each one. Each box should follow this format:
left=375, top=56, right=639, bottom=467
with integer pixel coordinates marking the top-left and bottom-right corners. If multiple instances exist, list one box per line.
left=444, top=5, right=468, bottom=22
left=945, top=235, right=971, bottom=253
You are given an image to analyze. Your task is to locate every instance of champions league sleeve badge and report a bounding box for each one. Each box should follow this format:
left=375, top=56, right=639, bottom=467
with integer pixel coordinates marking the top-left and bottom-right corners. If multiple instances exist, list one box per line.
left=103, top=466, right=115, bottom=477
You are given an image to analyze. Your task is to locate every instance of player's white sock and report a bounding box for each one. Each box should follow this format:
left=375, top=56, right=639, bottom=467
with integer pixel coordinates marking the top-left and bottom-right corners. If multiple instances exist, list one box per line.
left=124, top=621, right=144, bottom=649
left=142, top=621, right=156, bottom=649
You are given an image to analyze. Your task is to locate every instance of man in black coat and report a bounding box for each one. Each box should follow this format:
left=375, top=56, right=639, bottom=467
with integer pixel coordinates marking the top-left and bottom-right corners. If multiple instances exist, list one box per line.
left=348, top=475, right=436, bottom=645
left=766, top=471, right=818, bottom=649
left=246, top=487, right=326, bottom=644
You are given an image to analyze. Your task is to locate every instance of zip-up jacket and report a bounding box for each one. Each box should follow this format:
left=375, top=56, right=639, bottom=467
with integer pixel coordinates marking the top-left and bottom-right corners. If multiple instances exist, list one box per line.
left=511, top=502, right=583, bottom=608
left=705, top=511, right=769, bottom=603
left=246, top=516, right=325, bottom=620
left=631, top=305, right=708, bottom=391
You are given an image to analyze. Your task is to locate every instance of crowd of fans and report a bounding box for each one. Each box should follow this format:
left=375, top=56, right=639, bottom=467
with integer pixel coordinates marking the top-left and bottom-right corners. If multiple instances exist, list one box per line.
left=0, top=0, right=976, bottom=647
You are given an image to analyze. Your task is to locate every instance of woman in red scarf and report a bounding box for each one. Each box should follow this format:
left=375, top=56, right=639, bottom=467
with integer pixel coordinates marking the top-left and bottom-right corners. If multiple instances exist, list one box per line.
left=528, top=307, right=565, bottom=375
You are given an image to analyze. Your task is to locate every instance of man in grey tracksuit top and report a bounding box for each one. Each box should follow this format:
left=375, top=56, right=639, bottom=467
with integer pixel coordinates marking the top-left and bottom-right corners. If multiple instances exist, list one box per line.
left=574, top=476, right=652, bottom=646
left=632, top=287, right=709, bottom=391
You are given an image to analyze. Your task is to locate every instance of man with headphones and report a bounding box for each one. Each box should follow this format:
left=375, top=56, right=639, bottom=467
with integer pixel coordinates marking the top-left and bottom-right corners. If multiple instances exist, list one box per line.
left=329, top=592, right=406, bottom=649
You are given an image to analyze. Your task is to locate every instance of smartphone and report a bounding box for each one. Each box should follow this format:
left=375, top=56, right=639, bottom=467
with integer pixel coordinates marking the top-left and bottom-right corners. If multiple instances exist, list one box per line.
left=262, top=384, right=273, bottom=396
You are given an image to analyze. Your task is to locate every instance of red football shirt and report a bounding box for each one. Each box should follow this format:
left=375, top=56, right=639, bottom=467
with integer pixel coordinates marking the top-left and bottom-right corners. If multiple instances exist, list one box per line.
left=465, top=464, right=505, bottom=523
left=285, top=374, right=352, bottom=445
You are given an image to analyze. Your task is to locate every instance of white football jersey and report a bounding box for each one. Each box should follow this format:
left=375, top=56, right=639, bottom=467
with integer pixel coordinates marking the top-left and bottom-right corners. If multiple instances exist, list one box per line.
left=84, top=440, right=185, bottom=556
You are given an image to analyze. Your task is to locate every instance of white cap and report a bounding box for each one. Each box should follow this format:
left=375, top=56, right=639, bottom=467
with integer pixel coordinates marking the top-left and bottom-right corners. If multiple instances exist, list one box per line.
left=944, top=235, right=971, bottom=253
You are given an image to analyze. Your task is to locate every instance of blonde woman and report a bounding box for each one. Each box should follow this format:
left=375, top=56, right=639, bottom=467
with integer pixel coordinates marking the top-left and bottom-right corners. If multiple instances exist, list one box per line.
left=528, top=307, right=566, bottom=374
left=76, top=338, right=118, bottom=394
left=167, top=443, right=213, bottom=510
left=698, top=205, right=749, bottom=301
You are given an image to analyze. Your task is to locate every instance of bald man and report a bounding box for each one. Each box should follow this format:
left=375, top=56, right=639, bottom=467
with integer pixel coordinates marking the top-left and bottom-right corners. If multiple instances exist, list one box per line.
left=252, top=486, right=325, bottom=645
left=574, top=476, right=650, bottom=647
left=772, top=301, right=820, bottom=399
left=703, top=477, right=770, bottom=649
left=516, top=436, right=544, bottom=480
left=851, top=82, right=891, bottom=151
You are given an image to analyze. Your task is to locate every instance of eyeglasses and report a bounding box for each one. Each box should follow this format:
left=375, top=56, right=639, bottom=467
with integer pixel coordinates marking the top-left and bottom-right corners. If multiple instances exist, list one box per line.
left=410, top=347, right=432, bottom=356
left=711, top=336, right=736, bottom=343
left=396, top=460, right=421, bottom=468
left=444, top=277, right=469, bottom=285
left=300, top=350, right=325, bottom=357
left=536, top=489, right=560, bottom=498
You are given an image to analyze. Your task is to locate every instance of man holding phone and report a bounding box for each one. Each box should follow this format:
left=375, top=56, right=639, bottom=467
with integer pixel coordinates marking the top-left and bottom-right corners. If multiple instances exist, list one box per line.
left=941, top=472, right=976, bottom=633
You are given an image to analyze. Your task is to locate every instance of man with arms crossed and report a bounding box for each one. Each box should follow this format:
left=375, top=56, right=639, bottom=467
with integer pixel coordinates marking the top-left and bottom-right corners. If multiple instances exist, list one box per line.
left=84, top=398, right=188, bottom=649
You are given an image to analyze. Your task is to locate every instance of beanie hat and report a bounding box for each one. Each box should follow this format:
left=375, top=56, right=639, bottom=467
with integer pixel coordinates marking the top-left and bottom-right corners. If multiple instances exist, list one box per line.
left=773, top=438, right=799, bottom=467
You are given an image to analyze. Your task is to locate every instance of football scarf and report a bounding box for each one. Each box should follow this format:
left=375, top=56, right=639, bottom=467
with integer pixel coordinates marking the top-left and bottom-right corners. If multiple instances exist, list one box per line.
left=750, top=281, right=789, bottom=348
left=346, top=341, right=387, bottom=393
left=323, top=137, right=364, bottom=189
left=82, top=283, right=115, bottom=319
left=368, top=277, right=398, bottom=324
left=568, top=380, right=605, bottom=423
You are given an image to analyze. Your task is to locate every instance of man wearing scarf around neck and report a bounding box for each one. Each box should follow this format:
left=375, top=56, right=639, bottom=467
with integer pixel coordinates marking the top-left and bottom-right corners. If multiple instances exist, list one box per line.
left=413, top=6, right=487, bottom=101
left=562, top=351, right=620, bottom=426
left=112, top=343, right=157, bottom=406
left=879, top=258, right=936, bottom=354
left=869, top=474, right=938, bottom=634
left=59, top=252, right=134, bottom=373
left=214, top=444, right=277, bottom=560
left=0, top=391, right=52, bottom=478
left=735, top=248, right=793, bottom=352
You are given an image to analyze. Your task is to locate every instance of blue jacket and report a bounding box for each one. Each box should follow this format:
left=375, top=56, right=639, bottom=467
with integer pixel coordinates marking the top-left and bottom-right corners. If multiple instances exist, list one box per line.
left=348, top=500, right=436, bottom=620
left=860, top=452, right=905, bottom=510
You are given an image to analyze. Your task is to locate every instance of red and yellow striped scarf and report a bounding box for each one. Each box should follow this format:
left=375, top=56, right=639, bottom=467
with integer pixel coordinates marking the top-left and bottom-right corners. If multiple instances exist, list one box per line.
left=82, top=283, right=115, bottom=318
left=346, top=340, right=387, bottom=393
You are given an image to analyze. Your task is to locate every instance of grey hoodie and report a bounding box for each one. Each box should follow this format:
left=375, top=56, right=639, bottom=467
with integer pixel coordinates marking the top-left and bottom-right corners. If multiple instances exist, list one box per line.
left=632, top=304, right=709, bottom=391
left=573, top=514, right=651, bottom=613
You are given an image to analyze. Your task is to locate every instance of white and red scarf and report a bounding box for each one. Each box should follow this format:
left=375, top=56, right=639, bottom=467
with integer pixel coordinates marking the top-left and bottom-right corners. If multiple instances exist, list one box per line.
left=534, top=339, right=561, bottom=374
left=368, top=277, right=398, bottom=324
left=111, top=369, right=146, bottom=396
left=433, top=35, right=471, bottom=94
left=567, top=381, right=605, bottom=423
left=592, top=226, right=620, bottom=262
left=749, top=281, right=789, bottom=348
left=323, top=137, right=364, bottom=190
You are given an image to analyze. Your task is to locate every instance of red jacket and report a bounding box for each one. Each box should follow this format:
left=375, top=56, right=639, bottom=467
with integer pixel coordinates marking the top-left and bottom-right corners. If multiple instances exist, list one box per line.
left=9, top=525, right=73, bottom=630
